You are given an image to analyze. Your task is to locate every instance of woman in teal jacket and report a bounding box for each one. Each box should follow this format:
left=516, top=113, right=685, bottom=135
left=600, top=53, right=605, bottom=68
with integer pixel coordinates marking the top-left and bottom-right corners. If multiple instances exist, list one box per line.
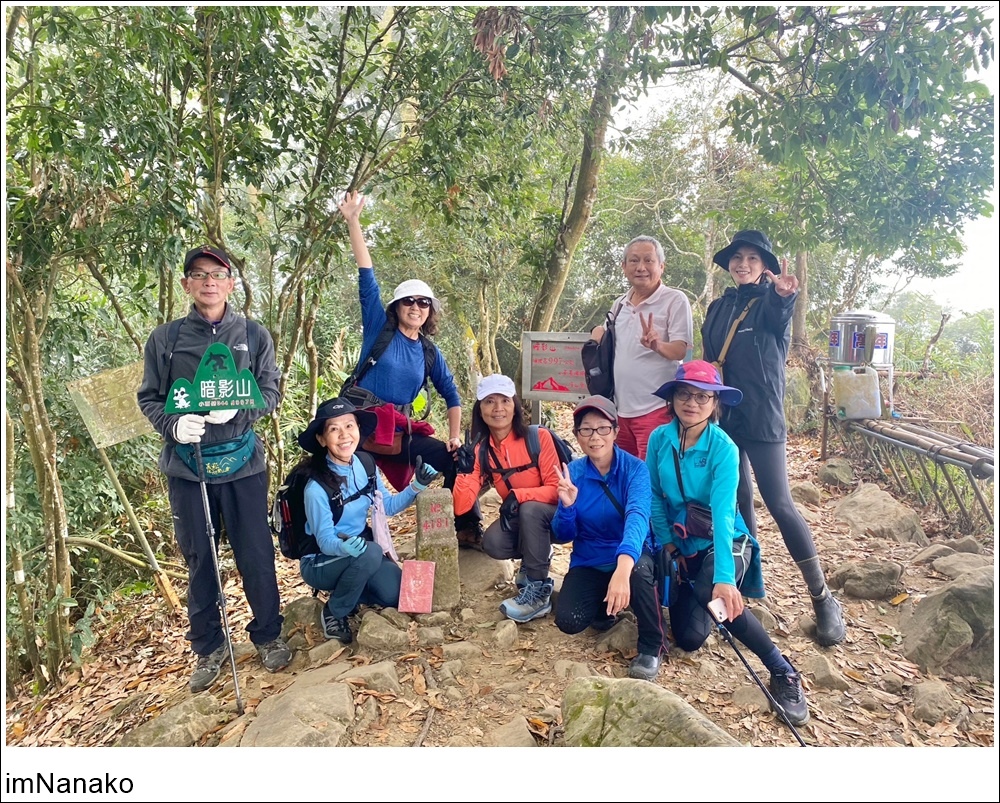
left=646, top=360, right=809, bottom=726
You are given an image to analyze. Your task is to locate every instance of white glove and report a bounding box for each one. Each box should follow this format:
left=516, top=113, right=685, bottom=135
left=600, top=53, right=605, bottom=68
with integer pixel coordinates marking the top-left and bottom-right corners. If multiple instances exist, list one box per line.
left=173, top=414, right=206, bottom=444
left=204, top=408, right=238, bottom=425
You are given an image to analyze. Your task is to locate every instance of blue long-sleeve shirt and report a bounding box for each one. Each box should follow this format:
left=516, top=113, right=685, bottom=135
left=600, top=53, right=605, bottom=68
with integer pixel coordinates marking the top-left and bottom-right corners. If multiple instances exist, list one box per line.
left=303, top=453, right=417, bottom=558
left=646, top=420, right=764, bottom=597
left=356, top=268, right=461, bottom=409
left=551, top=445, right=653, bottom=571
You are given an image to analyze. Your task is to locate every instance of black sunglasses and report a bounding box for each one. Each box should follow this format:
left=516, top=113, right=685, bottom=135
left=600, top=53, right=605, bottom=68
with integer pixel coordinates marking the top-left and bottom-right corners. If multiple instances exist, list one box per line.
left=399, top=296, right=433, bottom=309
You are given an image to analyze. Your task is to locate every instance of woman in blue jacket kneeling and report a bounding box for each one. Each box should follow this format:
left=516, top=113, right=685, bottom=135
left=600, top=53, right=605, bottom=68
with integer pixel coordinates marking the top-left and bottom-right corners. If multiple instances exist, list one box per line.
left=296, top=398, right=438, bottom=645
left=645, top=361, right=809, bottom=726
left=552, top=396, right=665, bottom=681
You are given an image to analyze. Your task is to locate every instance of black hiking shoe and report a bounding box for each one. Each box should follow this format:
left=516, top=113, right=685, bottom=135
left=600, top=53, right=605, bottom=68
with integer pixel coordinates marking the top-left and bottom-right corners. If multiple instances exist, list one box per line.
left=589, top=613, right=617, bottom=632
left=456, top=522, right=484, bottom=551
left=769, top=658, right=810, bottom=727
left=323, top=610, right=353, bottom=644
left=627, top=653, right=661, bottom=681
left=256, top=638, right=292, bottom=673
left=811, top=587, right=847, bottom=647
left=189, top=645, right=227, bottom=694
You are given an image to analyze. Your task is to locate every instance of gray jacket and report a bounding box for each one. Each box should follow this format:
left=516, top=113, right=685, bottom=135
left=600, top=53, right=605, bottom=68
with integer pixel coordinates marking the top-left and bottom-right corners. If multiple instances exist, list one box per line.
left=137, top=304, right=281, bottom=482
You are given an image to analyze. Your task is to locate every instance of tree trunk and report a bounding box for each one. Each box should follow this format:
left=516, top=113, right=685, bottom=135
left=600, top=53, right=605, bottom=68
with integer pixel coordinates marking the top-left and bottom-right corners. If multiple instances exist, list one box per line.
left=6, top=410, right=46, bottom=692
left=791, top=249, right=809, bottom=354
left=6, top=265, right=72, bottom=684
left=527, top=7, right=642, bottom=335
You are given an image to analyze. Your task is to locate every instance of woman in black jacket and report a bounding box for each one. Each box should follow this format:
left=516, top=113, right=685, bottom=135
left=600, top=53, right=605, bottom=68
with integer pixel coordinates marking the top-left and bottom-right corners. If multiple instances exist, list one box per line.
left=701, top=230, right=845, bottom=647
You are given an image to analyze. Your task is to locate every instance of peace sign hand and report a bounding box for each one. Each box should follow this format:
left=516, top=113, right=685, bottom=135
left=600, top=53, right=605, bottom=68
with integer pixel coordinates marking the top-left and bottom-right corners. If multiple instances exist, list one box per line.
left=764, top=264, right=799, bottom=298
left=556, top=463, right=578, bottom=507
left=639, top=312, right=660, bottom=353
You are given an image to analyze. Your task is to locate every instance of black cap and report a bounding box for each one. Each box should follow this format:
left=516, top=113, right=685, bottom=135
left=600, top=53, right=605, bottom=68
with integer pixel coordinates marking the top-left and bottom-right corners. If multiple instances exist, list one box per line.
left=183, top=245, right=233, bottom=274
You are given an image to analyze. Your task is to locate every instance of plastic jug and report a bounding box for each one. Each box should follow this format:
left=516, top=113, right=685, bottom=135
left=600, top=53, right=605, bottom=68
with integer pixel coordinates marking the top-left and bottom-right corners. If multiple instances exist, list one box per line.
left=833, top=365, right=882, bottom=420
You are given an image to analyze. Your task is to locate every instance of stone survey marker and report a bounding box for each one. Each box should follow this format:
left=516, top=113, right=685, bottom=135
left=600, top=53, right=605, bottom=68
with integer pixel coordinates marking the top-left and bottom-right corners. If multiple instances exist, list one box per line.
left=415, top=489, right=460, bottom=610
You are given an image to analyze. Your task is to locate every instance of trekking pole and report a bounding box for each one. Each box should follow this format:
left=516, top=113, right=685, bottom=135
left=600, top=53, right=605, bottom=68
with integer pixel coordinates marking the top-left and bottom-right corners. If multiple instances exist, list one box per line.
left=194, top=443, right=245, bottom=716
left=710, top=615, right=807, bottom=746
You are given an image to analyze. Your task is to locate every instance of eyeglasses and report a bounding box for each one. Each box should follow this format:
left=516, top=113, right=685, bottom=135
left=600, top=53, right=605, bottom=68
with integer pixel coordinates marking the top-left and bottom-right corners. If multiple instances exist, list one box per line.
left=576, top=425, right=614, bottom=437
left=187, top=270, right=231, bottom=281
left=399, top=296, right=432, bottom=309
left=674, top=389, right=716, bottom=405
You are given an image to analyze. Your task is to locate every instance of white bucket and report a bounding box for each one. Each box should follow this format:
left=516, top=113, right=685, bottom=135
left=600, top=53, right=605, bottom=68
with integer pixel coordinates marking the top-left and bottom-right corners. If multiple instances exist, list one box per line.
left=833, top=365, right=882, bottom=420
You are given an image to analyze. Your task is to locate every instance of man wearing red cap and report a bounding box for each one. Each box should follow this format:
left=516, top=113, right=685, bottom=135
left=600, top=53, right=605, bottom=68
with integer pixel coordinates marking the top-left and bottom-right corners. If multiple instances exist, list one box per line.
left=138, top=245, right=291, bottom=694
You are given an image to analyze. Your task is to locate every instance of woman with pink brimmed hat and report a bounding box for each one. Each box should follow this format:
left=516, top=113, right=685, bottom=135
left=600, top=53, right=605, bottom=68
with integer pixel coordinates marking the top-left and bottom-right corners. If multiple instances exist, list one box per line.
left=702, top=230, right=845, bottom=647
left=645, top=360, right=809, bottom=726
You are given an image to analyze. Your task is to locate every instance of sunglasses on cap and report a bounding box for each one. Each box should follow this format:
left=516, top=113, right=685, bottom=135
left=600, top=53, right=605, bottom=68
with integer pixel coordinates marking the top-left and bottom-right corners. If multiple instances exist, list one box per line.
left=398, top=296, right=433, bottom=309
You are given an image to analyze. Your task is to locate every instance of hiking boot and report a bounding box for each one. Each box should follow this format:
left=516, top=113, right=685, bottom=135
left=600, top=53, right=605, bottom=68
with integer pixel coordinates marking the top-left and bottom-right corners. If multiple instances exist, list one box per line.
left=628, top=653, right=661, bottom=681
left=811, top=587, right=847, bottom=647
left=189, top=644, right=227, bottom=694
left=323, top=610, right=353, bottom=644
left=256, top=638, right=292, bottom=673
left=769, top=658, right=810, bottom=727
left=456, top=522, right=484, bottom=551
left=515, top=546, right=553, bottom=588
left=589, top=613, right=617, bottom=632
left=499, top=578, right=554, bottom=623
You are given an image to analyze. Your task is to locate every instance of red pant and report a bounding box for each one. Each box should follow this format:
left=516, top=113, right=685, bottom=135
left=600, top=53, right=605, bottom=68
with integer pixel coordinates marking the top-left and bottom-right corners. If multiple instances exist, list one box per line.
left=615, top=407, right=673, bottom=460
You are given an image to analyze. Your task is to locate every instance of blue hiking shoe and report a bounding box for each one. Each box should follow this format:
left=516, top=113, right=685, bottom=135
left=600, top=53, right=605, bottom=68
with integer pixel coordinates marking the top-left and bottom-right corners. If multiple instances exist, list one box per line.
left=499, top=578, right=554, bottom=623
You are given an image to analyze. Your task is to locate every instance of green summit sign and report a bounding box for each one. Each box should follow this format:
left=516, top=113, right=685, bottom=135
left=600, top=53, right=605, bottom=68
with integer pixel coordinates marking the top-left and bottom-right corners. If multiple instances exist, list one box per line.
left=164, top=343, right=266, bottom=414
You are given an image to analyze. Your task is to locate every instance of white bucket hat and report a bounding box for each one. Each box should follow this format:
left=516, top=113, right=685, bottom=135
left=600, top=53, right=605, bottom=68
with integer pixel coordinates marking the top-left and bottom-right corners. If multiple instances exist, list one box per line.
left=476, top=373, right=517, bottom=400
left=390, top=279, right=441, bottom=313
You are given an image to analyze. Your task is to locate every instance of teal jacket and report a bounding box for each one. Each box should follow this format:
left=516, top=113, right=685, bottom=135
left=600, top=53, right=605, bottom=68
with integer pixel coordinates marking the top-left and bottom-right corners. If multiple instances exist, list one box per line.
left=646, top=420, right=765, bottom=597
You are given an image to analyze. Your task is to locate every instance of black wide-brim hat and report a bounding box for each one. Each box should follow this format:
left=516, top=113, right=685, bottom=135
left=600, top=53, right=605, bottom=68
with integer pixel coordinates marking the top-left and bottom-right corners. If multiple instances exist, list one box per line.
left=297, top=397, right=377, bottom=455
left=712, top=230, right=780, bottom=274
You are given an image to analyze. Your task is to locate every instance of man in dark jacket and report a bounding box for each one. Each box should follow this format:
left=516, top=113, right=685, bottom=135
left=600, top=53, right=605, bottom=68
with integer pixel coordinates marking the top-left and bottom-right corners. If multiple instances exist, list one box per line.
left=137, top=245, right=291, bottom=693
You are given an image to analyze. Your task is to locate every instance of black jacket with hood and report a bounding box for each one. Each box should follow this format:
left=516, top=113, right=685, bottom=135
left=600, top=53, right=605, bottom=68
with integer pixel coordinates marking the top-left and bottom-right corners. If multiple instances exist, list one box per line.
left=701, top=279, right=796, bottom=443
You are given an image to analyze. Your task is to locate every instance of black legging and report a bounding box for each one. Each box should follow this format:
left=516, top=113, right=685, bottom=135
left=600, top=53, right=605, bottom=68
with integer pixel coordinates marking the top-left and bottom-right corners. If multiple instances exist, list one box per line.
left=555, top=553, right=665, bottom=656
left=669, top=547, right=775, bottom=660
left=732, top=437, right=817, bottom=563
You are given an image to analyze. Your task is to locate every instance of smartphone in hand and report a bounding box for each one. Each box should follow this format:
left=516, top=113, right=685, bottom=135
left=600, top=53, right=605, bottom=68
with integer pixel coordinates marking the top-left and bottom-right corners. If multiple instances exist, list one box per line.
left=707, top=598, right=728, bottom=623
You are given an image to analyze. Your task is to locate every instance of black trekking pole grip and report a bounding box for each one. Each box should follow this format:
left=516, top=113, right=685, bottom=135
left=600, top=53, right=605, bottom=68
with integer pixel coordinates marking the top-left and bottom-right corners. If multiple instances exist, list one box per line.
left=194, top=442, right=245, bottom=716
left=706, top=603, right=807, bottom=747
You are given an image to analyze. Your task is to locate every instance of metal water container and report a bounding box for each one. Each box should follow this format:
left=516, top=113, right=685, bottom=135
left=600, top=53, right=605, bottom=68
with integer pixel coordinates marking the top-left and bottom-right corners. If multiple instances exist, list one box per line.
left=829, top=310, right=896, bottom=367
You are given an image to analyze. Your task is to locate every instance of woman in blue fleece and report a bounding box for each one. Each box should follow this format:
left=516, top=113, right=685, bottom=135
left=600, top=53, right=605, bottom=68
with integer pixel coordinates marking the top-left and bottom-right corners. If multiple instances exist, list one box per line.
left=296, top=398, right=438, bottom=645
left=645, top=360, right=808, bottom=726
left=551, top=396, right=665, bottom=681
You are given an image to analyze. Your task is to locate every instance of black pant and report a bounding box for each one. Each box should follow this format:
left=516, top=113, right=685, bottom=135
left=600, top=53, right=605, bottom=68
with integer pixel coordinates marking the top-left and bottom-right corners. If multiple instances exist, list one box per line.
left=555, top=554, right=665, bottom=656
left=168, top=472, right=283, bottom=656
left=732, top=437, right=818, bottom=563
left=669, top=545, right=775, bottom=661
left=365, top=433, right=481, bottom=526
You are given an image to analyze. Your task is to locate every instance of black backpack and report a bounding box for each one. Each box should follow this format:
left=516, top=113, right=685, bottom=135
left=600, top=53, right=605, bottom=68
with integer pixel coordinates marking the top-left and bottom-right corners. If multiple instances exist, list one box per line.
left=271, top=451, right=378, bottom=559
left=478, top=425, right=574, bottom=490
left=580, top=297, right=624, bottom=401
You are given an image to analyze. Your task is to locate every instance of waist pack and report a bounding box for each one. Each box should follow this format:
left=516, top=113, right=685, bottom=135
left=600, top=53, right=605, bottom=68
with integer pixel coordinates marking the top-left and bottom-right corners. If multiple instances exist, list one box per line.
left=175, top=430, right=256, bottom=478
left=676, top=501, right=713, bottom=541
